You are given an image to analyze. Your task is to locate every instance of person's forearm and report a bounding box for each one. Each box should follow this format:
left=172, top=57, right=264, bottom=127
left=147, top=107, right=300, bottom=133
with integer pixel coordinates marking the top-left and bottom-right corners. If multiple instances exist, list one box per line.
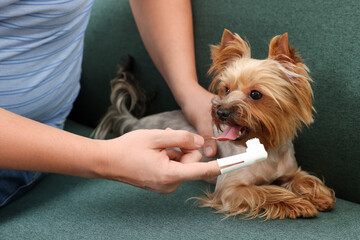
left=0, top=108, right=101, bottom=178
left=129, top=0, right=200, bottom=107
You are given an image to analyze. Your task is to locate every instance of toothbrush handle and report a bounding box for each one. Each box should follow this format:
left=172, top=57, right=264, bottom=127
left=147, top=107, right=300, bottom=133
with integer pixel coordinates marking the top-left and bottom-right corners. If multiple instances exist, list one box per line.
left=217, top=150, right=268, bottom=174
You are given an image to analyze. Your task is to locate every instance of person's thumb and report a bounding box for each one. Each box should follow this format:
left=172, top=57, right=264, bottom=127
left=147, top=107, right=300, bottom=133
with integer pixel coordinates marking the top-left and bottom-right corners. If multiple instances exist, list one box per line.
left=152, top=129, right=204, bottom=150
left=196, top=125, right=217, bottom=158
left=203, top=137, right=217, bottom=158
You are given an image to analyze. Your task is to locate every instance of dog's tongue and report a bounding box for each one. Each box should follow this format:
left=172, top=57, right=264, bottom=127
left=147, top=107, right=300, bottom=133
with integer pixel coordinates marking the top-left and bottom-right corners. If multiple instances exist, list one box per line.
left=212, top=126, right=241, bottom=141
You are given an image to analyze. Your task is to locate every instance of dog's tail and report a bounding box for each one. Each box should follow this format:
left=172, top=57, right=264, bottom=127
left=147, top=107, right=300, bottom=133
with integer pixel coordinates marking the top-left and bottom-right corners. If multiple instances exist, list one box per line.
left=93, top=56, right=146, bottom=139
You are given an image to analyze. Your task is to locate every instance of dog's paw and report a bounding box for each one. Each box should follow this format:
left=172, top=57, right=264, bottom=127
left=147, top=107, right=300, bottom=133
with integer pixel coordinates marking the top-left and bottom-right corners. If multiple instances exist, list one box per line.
left=308, top=188, right=336, bottom=211
left=280, top=169, right=336, bottom=212
left=261, top=198, right=318, bottom=220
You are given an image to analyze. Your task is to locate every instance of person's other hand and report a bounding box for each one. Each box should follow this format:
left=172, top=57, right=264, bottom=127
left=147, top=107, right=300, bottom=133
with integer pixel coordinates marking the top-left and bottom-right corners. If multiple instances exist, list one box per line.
left=180, top=85, right=217, bottom=158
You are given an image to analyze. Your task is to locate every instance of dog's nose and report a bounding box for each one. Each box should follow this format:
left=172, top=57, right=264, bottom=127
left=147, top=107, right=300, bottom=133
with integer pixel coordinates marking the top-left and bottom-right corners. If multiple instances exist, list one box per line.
left=217, top=108, right=231, bottom=121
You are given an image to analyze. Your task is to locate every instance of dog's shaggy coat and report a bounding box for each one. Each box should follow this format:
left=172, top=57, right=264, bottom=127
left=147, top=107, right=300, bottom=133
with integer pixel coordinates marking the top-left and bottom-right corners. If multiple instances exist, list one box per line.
left=94, top=30, right=335, bottom=219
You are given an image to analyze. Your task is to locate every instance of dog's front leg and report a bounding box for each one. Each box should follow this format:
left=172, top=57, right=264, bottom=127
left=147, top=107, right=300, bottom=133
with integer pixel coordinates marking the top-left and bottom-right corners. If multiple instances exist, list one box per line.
left=198, top=180, right=321, bottom=219
left=274, top=168, right=336, bottom=212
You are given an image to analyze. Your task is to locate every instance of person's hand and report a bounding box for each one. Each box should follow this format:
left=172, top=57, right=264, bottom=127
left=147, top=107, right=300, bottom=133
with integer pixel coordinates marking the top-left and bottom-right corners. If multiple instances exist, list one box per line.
left=95, top=129, right=220, bottom=194
left=179, top=84, right=217, bottom=158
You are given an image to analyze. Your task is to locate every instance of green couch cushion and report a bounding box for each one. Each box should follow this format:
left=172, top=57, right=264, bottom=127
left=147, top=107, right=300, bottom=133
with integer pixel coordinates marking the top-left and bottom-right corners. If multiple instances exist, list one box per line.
left=1, top=173, right=358, bottom=239
left=69, top=0, right=359, bottom=204
left=1, top=175, right=359, bottom=239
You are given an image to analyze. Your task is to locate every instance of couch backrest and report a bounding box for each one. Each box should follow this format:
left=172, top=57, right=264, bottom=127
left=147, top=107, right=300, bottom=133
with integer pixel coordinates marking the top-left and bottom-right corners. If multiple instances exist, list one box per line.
left=70, top=0, right=360, bottom=204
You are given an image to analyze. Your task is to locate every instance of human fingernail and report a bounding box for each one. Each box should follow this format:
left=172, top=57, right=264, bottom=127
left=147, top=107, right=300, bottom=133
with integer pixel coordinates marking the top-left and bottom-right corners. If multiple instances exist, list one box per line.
left=194, top=136, right=204, bottom=146
left=205, top=146, right=214, bottom=157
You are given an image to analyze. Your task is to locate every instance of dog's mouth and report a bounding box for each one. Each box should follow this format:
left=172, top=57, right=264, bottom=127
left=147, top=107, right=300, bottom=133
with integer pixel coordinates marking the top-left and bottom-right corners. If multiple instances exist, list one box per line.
left=212, top=125, right=250, bottom=141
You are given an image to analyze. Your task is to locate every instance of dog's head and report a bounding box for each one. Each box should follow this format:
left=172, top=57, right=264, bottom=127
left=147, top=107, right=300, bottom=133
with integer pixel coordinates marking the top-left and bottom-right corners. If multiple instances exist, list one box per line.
left=209, top=29, right=314, bottom=150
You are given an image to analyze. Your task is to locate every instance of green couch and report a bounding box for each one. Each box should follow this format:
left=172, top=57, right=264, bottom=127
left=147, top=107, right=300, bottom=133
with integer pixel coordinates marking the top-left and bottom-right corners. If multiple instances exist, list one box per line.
left=1, top=0, right=359, bottom=239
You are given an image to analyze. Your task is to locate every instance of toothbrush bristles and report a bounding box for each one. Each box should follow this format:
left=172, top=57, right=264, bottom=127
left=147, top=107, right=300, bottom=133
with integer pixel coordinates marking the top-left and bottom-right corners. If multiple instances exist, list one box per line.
left=246, top=138, right=262, bottom=148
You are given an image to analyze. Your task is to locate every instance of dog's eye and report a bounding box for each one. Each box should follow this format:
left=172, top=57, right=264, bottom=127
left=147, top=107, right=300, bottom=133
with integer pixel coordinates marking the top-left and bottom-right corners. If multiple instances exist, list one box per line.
left=250, top=90, right=263, bottom=100
left=225, top=87, right=230, bottom=95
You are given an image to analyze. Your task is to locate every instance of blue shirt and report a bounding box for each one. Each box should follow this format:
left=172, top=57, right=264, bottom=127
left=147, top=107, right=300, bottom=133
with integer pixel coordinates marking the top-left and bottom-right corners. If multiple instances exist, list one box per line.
left=0, top=0, right=94, bottom=128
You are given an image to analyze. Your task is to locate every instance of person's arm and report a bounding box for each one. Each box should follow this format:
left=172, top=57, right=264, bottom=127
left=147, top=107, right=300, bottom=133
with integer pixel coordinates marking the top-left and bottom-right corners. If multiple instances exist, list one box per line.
left=0, top=108, right=220, bottom=193
left=129, top=0, right=217, bottom=158
left=0, top=108, right=98, bottom=178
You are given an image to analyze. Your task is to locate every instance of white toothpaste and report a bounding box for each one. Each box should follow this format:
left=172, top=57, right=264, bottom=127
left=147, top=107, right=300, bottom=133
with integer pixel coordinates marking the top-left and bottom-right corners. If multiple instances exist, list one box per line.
left=217, top=138, right=268, bottom=174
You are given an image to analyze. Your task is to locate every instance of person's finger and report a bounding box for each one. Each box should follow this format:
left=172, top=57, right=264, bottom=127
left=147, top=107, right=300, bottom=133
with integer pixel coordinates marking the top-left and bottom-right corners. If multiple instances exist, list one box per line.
left=203, top=137, right=217, bottom=158
left=178, top=149, right=203, bottom=164
left=167, top=148, right=203, bottom=164
left=166, top=149, right=183, bottom=162
left=152, top=129, right=204, bottom=150
left=196, top=91, right=217, bottom=157
left=170, top=160, right=221, bottom=181
left=196, top=124, right=217, bottom=158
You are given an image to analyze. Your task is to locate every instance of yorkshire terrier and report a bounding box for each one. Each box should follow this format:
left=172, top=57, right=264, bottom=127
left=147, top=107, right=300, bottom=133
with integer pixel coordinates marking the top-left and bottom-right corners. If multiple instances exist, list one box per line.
left=94, top=29, right=335, bottom=219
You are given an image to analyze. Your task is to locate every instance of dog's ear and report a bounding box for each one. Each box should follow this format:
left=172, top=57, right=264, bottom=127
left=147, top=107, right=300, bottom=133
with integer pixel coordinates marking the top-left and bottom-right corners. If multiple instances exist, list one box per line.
left=269, top=33, right=314, bottom=127
left=208, top=29, right=250, bottom=89
left=220, top=29, right=237, bottom=48
left=210, top=29, right=251, bottom=60
left=268, top=33, right=303, bottom=64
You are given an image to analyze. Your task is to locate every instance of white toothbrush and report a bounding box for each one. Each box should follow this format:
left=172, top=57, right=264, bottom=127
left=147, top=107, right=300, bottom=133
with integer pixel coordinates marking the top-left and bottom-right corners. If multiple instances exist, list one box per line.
left=217, top=138, right=268, bottom=174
